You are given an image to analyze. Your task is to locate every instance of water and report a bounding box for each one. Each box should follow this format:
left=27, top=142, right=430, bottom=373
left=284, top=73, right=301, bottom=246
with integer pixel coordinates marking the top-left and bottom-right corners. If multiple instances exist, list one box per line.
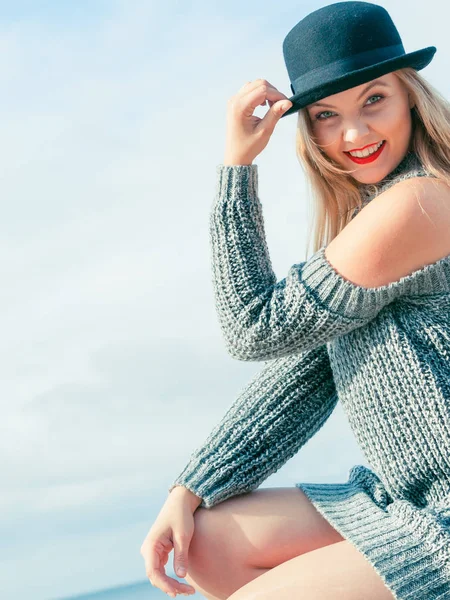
left=55, top=580, right=205, bottom=600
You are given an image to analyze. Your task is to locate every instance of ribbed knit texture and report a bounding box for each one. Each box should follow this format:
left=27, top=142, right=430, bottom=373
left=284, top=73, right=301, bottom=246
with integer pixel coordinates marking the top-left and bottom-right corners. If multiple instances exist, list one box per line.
left=169, top=152, right=450, bottom=599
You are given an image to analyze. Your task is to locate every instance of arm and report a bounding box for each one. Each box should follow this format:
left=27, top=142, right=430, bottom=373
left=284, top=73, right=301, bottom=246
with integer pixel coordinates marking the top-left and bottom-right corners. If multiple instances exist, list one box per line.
left=168, top=343, right=337, bottom=509
left=210, top=165, right=450, bottom=361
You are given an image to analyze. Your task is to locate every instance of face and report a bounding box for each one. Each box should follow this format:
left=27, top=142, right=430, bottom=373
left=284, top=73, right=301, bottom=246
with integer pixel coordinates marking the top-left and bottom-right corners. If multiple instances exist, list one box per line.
left=306, top=73, right=415, bottom=184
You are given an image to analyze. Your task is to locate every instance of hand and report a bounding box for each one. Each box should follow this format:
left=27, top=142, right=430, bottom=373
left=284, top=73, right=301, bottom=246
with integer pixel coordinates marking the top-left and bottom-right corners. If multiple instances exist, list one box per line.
left=140, top=488, right=198, bottom=597
left=223, top=79, right=292, bottom=166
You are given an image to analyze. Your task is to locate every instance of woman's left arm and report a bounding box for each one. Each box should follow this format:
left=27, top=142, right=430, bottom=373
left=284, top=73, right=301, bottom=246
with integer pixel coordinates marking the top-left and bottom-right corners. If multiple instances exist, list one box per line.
left=210, top=164, right=450, bottom=361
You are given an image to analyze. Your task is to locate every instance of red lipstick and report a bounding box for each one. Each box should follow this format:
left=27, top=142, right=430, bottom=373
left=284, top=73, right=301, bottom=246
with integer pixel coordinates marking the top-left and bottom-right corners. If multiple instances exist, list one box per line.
left=345, top=141, right=386, bottom=164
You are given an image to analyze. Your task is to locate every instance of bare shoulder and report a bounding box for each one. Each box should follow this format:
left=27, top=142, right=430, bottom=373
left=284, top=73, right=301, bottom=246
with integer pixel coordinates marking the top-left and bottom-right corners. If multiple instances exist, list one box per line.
left=325, top=176, right=450, bottom=288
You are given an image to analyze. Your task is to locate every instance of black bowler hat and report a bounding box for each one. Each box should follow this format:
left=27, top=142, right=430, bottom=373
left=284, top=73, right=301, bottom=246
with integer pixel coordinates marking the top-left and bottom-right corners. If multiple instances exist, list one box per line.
left=280, top=1, right=436, bottom=119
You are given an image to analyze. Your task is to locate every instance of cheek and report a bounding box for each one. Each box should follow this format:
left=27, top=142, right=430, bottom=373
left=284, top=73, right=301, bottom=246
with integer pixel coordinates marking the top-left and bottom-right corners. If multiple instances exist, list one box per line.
left=377, top=105, right=412, bottom=136
left=312, top=125, right=337, bottom=150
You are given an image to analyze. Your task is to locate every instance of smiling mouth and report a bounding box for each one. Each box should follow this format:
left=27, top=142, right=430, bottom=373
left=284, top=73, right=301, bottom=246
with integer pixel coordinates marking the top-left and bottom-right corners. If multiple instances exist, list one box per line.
left=344, top=141, right=386, bottom=163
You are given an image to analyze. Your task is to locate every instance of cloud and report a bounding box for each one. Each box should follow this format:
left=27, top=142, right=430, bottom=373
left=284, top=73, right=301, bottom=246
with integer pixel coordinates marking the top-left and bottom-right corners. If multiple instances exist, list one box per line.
left=1, top=0, right=443, bottom=598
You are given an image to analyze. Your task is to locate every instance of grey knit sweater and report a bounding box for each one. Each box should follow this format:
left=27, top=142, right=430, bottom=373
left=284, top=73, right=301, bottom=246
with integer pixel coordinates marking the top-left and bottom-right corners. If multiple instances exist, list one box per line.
left=169, top=152, right=450, bottom=599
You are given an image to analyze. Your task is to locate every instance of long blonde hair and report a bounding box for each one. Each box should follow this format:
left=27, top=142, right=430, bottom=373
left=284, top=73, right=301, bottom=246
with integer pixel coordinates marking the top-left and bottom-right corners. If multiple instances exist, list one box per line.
left=297, top=67, right=450, bottom=257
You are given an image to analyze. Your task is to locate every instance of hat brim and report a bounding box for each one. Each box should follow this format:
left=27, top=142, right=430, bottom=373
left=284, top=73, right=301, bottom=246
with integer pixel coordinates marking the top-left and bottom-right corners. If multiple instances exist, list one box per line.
left=280, top=46, right=436, bottom=119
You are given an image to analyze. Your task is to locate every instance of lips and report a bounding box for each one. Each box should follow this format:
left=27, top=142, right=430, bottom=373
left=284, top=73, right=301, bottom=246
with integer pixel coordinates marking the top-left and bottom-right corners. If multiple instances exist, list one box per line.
left=347, top=142, right=381, bottom=152
left=345, top=141, right=386, bottom=164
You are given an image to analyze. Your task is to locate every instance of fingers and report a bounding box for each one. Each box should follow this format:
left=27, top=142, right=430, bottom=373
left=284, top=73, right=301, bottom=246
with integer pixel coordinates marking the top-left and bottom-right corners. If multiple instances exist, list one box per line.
left=224, top=78, right=291, bottom=163
left=244, top=85, right=272, bottom=113
left=233, top=79, right=290, bottom=114
left=140, top=539, right=195, bottom=597
left=240, top=79, right=275, bottom=93
left=241, top=79, right=288, bottom=99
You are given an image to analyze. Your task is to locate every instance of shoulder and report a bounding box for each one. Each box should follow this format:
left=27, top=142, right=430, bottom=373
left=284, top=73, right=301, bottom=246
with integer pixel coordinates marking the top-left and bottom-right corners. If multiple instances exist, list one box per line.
left=325, top=176, right=450, bottom=288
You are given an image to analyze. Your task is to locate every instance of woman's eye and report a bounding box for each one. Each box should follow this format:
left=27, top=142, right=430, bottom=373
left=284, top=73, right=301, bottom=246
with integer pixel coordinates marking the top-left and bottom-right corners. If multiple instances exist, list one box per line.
left=366, top=94, right=384, bottom=105
left=315, top=110, right=334, bottom=121
left=314, top=94, right=384, bottom=121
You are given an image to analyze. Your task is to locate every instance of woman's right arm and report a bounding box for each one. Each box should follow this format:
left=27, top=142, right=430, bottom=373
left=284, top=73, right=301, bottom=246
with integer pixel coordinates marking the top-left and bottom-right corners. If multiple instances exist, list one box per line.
left=144, top=345, right=336, bottom=597
left=168, top=342, right=337, bottom=509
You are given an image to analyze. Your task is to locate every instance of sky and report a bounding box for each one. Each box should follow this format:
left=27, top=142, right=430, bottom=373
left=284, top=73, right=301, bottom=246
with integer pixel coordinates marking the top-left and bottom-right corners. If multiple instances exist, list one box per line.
left=0, top=0, right=448, bottom=598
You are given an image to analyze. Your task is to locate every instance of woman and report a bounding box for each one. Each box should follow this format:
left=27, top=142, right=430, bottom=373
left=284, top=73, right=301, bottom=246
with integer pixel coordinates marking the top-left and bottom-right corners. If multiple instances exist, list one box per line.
left=141, top=2, right=450, bottom=599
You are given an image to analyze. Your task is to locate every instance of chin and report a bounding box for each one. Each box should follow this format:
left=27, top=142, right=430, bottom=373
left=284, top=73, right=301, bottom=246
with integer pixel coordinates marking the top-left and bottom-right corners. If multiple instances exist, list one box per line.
left=350, top=171, right=385, bottom=185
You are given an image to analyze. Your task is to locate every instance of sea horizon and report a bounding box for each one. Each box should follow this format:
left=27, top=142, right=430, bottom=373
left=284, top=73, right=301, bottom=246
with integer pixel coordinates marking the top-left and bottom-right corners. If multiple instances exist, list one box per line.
left=52, top=578, right=205, bottom=600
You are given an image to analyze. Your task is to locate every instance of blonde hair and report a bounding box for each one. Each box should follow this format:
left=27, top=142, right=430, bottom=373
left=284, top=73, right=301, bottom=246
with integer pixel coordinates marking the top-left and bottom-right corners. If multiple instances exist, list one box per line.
left=297, top=67, right=450, bottom=258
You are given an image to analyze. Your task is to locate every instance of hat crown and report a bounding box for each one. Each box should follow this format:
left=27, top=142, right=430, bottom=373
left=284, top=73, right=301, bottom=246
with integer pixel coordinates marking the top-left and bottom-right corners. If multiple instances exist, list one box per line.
left=283, top=2, right=403, bottom=85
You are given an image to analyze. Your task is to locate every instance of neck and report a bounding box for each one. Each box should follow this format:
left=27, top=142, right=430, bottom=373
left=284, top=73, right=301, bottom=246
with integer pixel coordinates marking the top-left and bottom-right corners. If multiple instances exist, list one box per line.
left=357, top=151, right=423, bottom=199
left=349, top=150, right=427, bottom=219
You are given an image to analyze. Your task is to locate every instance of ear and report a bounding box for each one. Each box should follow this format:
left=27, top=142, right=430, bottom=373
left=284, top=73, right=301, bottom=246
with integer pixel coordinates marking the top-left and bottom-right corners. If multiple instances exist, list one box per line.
left=408, top=94, right=415, bottom=109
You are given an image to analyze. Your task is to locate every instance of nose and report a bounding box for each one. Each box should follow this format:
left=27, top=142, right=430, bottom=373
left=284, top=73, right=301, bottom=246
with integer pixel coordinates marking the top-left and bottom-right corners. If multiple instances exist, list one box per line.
left=343, top=120, right=370, bottom=145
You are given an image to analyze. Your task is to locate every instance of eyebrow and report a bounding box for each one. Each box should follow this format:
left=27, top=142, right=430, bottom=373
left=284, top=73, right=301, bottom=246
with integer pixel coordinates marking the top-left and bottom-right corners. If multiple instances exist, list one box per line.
left=308, top=79, right=390, bottom=109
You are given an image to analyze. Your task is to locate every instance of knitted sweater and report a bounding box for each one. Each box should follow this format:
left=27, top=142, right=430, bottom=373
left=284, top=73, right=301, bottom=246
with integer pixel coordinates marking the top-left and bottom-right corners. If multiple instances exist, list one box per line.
left=169, top=152, right=450, bottom=599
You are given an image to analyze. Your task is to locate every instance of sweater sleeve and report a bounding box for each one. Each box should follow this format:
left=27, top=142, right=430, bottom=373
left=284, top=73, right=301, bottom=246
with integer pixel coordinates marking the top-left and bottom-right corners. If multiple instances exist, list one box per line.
left=210, top=164, right=450, bottom=361
left=168, top=343, right=337, bottom=509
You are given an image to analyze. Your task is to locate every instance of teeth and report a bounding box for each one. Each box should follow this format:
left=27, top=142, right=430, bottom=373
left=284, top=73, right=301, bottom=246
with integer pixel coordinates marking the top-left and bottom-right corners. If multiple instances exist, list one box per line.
left=348, top=141, right=384, bottom=158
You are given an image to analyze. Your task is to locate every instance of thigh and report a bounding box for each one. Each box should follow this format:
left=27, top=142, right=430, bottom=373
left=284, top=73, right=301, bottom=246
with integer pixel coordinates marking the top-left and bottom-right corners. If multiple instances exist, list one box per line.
left=191, top=486, right=344, bottom=569
left=227, top=540, right=396, bottom=600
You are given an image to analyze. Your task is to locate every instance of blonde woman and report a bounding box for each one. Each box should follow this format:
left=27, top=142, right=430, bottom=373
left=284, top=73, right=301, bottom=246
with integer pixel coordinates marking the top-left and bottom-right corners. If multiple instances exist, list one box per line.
left=141, top=2, right=450, bottom=599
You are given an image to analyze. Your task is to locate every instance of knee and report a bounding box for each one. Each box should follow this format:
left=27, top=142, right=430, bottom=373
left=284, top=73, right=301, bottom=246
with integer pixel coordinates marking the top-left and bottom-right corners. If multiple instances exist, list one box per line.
left=186, top=506, right=217, bottom=568
left=183, top=507, right=223, bottom=595
left=185, top=504, right=238, bottom=575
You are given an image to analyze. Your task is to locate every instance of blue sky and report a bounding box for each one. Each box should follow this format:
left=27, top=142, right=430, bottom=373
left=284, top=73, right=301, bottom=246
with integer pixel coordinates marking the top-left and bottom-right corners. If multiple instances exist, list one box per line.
left=0, top=1, right=109, bottom=23
left=0, top=1, right=447, bottom=598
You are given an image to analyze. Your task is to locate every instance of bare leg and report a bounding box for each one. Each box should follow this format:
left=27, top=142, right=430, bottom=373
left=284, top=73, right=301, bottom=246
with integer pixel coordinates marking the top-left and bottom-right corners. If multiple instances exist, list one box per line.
left=184, top=487, right=343, bottom=599
left=187, top=566, right=271, bottom=600
left=226, top=540, right=396, bottom=600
